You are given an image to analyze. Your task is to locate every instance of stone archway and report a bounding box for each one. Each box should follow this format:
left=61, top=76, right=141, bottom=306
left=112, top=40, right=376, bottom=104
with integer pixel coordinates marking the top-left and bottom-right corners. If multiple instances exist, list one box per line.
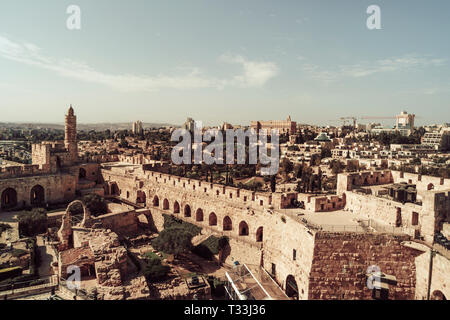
left=196, top=208, right=204, bottom=222
left=79, top=168, right=87, bottom=179
left=1, top=188, right=17, bottom=210
left=209, top=212, right=217, bottom=226
left=30, top=185, right=45, bottom=206
left=58, top=200, right=92, bottom=250
left=256, top=226, right=263, bottom=242
left=173, top=201, right=180, bottom=214
left=285, top=275, right=299, bottom=299
left=110, top=183, right=119, bottom=196
left=163, top=199, right=170, bottom=210
left=184, top=204, right=191, bottom=217
left=223, top=216, right=232, bottom=231
left=153, top=195, right=159, bottom=207
left=239, top=221, right=249, bottom=236
left=136, top=190, right=146, bottom=204
left=431, top=290, right=447, bottom=300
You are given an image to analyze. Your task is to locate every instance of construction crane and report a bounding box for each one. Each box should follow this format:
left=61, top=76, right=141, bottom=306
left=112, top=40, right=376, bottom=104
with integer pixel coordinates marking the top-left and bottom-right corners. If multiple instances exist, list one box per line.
left=360, top=116, right=396, bottom=120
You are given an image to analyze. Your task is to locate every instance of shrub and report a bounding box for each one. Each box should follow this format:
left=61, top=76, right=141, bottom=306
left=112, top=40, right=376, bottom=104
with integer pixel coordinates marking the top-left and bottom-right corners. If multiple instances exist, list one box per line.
left=152, top=228, right=194, bottom=256
left=192, top=236, right=229, bottom=260
left=143, top=257, right=170, bottom=281
left=162, top=214, right=201, bottom=237
left=0, top=223, right=12, bottom=236
left=18, top=208, right=47, bottom=237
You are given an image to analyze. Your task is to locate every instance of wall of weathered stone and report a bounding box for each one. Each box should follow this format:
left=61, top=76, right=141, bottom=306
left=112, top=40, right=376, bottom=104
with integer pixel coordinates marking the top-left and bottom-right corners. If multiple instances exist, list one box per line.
left=308, top=232, right=422, bottom=300
left=0, top=174, right=77, bottom=210
left=414, top=246, right=450, bottom=300
left=391, top=171, right=449, bottom=192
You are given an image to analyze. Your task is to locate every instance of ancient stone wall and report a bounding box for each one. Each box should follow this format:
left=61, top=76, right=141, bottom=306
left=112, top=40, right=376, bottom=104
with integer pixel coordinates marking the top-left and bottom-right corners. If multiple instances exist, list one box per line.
left=414, top=246, right=450, bottom=300
left=391, top=171, right=449, bottom=192
left=305, top=194, right=346, bottom=212
left=337, top=170, right=393, bottom=194
left=308, top=232, right=422, bottom=300
left=344, top=190, right=435, bottom=243
left=0, top=174, right=77, bottom=211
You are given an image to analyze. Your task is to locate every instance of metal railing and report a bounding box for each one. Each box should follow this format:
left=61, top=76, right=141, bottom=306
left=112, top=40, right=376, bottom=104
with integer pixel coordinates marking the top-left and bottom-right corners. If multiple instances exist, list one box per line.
left=0, top=275, right=57, bottom=295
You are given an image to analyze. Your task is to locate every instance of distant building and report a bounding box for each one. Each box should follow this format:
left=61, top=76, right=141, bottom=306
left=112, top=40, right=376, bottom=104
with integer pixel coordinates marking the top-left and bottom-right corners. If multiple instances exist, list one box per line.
left=314, top=132, right=331, bottom=143
left=250, top=116, right=297, bottom=135
left=396, top=111, right=415, bottom=132
left=422, top=132, right=450, bottom=151
left=132, top=121, right=143, bottom=135
left=182, top=117, right=196, bottom=133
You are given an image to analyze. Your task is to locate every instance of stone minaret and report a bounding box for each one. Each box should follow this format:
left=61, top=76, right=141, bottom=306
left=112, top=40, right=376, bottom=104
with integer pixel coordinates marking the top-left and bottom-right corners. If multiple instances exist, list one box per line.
left=65, top=105, right=78, bottom=162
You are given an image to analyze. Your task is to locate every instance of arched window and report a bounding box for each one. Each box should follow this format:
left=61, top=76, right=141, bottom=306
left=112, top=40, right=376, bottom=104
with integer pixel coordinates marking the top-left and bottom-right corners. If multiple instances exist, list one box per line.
left=1, top=188, right=18, bottom=209
left=30, top=185, right=45, bottom=206
left=136, top=191, right=146, bottom=204
left=153, top=195, right=159, bottom=207
left=256, top=226, right=263, bottom=242
left=184, top=205, right=191, bottom=217
left=196, top=208, right=204, bottom=222
left=223, top=216, right=232, bottom=231
left=209, top=212, right=217, bottom=226
left=163, top=199, right=169, bottom=210
left=239, top=221, right=249, bottom=236
left=173, top=201, right=180, bottom=214
left=79, top=168, right=87, bottom=179
left=285, top=275, right=299, bottom=299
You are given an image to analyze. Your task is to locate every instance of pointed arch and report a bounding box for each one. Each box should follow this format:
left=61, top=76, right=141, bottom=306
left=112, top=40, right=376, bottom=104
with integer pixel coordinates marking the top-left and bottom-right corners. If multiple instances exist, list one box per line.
left=30, top=185, right=45, bottom=206
left=153, top=195, right=159, bottom=207
left=256, top=226, right=263, bottom=242
left=209, top=212, right=217, bottom=226
left=163, top=198, right=169, bottom=210
left=223, top=216, right=232, bottom=231
left=184, top=204, right=191, bottom=217
left=173, top=201, right=180, bottom=214
left=196, top=208, right=204, bottom=222
left=239, top=221, right=249, bottom=236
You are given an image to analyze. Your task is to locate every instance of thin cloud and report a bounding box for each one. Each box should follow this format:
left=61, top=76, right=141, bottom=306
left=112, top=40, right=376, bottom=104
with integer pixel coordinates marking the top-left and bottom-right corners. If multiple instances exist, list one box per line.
left=0, top=35, right=278, bottom=92
left=301, top=54, right=446, bottom=82
left=220, top=54, right=279, bottom=88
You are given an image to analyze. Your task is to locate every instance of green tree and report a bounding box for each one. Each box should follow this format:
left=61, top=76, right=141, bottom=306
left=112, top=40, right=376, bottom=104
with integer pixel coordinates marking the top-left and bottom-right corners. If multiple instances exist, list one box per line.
left=18, top=208, right=47, bottom=237
left=152, top=228, right=194, bottom=256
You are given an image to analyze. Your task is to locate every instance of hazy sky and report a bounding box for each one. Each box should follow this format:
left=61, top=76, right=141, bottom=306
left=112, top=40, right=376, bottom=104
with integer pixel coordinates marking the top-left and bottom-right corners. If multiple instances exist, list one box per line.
left=0, top=0, right=449, bottom=126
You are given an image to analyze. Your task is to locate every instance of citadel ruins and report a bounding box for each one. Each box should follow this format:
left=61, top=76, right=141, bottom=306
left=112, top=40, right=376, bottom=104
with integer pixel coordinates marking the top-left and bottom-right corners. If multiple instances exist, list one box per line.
left=0, top=106, right=449, bottom=300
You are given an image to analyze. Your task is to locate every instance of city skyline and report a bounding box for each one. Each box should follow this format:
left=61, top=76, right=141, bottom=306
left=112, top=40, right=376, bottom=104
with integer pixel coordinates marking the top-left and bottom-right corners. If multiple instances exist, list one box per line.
left=1, top=0, right=449, bottom=126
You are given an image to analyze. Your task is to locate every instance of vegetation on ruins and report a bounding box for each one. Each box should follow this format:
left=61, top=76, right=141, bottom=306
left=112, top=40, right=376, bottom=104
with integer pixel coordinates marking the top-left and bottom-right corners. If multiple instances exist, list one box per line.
left=192, top=235, right=229, bottom=260
left=17, top=208, right=47, bottom=237
left=0, top=223, right=12, bottom=236
left=152, top=229, right=194, bottom=256
left=162, top=214, right=202, bottom=237
left=152, top=214, right=202, bottom=256
left=143, top=252, right=170, bottom=282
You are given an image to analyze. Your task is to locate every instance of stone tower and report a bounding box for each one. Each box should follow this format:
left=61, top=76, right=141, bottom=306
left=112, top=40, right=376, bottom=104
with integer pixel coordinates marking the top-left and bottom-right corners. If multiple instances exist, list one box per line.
left=65, top=105, right=78, bottom=162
